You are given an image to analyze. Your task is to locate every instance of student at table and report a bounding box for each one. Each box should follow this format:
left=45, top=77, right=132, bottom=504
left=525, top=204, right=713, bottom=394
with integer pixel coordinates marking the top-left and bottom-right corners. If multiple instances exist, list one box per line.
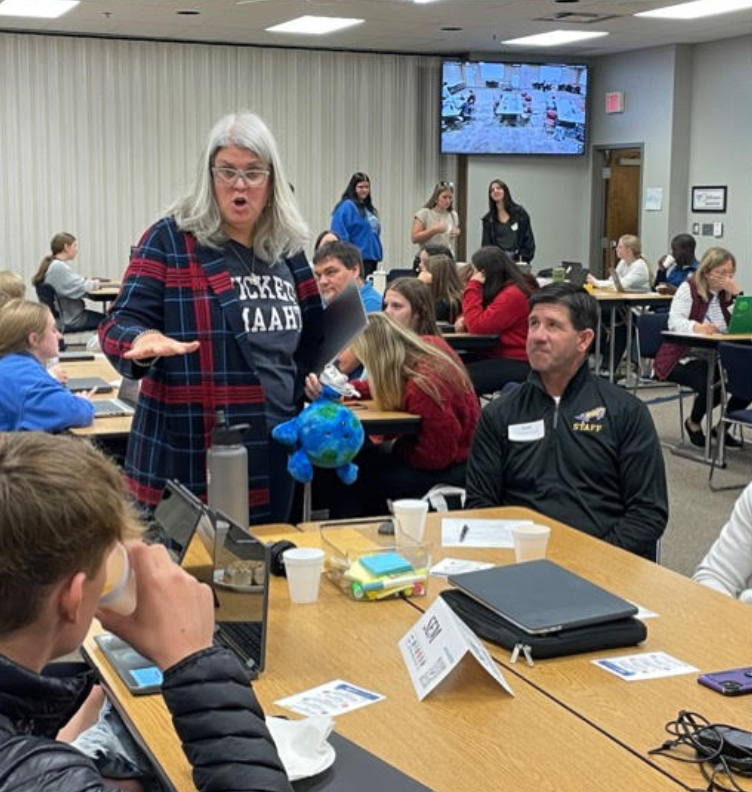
left=412, top=242, right=453, bottom=275
left=654, top=247, right=746, bottom=448
left=312, top=239, right=382, bottom=376
left=0, top=299, right=94, bottom=431
left=466, top=283, right=668, bottom=560
left=693, top=482, right=752, bottom=604
left=587, top=234, right=652, bottom=372
left=0, top=432, right=291, bottom=792
left=460, top=246, right=533, bottom=394
left=0, top=270, right=25, bottom=308
left=654, top=232, right=699, bottom=294
left=481, top=179, right=535, bottom=263
left=330, top=172, right=382, bottom=278
left=309, top=313, right=479, bottom=518
left=32, top=232, right=103, bottom=332
left=100, top=111, right=323, bottom=524
left=418, top=253, right=464, bottom=324
left=383, top=277, right=442, bottom=337
left=411, top=181, right=461, bottom=258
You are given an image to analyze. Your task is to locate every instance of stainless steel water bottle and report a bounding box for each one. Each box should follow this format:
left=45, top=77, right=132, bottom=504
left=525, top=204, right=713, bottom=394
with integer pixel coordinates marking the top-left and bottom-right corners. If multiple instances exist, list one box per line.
left=207, top=409, right=250, bottom=528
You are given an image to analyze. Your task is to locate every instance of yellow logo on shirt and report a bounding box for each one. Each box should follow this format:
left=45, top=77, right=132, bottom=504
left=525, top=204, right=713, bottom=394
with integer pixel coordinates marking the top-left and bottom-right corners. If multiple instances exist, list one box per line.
left=572, top=406, right=606, bottom=433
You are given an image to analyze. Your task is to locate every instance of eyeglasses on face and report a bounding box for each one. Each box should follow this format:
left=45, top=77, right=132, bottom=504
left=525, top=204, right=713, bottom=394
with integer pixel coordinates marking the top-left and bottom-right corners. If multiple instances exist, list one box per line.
left=212, top=166, right=271, bottom=188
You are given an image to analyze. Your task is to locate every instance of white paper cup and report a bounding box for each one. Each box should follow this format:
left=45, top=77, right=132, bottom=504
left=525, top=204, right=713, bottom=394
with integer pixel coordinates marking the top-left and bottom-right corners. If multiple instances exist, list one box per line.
left=392, top=499, right=429, bottom=546
left=511, top=524, right=551, bottom=563
left=98, top=542, right=137, bottom=616
left=283, top=547, right=325, bottom=604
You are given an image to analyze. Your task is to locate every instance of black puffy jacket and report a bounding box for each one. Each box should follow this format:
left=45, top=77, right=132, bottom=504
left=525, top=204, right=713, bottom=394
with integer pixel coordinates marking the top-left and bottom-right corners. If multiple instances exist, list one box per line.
left=0, top=647, right=292, bottom=792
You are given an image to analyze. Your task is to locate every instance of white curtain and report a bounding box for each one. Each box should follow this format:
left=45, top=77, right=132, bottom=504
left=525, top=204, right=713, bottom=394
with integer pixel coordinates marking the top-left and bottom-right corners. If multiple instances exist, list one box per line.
left=0, top=32, right=457, bottom=285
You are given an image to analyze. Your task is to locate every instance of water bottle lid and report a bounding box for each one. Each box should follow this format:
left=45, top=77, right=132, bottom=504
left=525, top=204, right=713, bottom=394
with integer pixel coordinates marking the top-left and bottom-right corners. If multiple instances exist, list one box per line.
left=211, top=409, right=250, bottom=444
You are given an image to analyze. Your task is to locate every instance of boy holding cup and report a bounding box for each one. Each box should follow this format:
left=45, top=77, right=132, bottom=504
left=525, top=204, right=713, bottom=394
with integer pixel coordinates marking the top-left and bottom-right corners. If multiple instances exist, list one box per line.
left=0, top=432, right=291, bottom=792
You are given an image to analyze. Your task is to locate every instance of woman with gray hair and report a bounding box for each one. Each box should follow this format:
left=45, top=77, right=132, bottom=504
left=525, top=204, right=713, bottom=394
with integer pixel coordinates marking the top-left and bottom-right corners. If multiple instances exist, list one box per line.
left=100, top=111, right=323, bottom=524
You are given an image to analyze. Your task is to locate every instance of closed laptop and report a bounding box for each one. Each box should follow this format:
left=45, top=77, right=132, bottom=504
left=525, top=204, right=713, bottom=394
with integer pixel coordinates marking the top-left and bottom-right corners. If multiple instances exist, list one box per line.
left=448, top=559, right=637, bottom=635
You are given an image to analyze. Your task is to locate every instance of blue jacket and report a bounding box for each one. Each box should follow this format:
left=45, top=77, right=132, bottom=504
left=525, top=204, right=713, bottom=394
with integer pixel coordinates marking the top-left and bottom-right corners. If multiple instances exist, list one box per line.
left=0, top=353, right=94, bottom=432
left=100, top=217, right=324, bottom=523
left=331, top=200, right=383, bottom=262
left=359, top=280, right=383, bottom=312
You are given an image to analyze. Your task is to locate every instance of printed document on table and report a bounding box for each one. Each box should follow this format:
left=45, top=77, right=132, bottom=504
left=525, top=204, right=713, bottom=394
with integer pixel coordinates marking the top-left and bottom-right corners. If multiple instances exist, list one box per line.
left=430, top=558, right=495, bottom=577
left=442, top=518, right=533, bottom=548
left=593, top=651, right=697, bottom=682
left=275, top=680, right=385, bottom=716
left=399, top=597, right=513, bottom=700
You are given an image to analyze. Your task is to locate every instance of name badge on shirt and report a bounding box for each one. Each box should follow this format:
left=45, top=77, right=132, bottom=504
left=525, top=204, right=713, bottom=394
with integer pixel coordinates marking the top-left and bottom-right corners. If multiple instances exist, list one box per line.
left=508, top=419, right=545, bottom=442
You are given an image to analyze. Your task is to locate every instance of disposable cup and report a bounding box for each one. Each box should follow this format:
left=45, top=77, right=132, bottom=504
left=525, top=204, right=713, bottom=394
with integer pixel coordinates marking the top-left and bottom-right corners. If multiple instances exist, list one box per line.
left=98, top=542, right=137, bottom=616
left=392, top=499, right=428, bottom=546
left=283, top=547, right=325, bottom=604
left=511, top=524, right=551, bottom=563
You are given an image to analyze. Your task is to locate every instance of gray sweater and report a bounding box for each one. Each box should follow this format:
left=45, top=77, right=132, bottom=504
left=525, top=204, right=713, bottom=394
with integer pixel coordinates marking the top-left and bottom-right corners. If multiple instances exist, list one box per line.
left=44, top=260, right=96, bottom=325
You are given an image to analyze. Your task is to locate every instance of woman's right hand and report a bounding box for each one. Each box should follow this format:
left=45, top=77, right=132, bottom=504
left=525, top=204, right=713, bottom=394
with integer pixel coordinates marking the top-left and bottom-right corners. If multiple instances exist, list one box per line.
left=454, top=315, right=467, bottom=333
left=124, top=331, right=200, bottom=360
left=694, top=322, right=719, bottom=336
left=432, top=221, right=448, bottom=234
left=305, top=373, right=323, bottom=401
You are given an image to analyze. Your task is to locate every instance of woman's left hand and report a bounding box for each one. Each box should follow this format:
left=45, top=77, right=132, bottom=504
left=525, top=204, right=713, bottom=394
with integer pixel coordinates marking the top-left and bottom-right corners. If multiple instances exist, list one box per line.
left=305, top=373, right=323, bottom=401
left=470, top=270, right=486, bottom=284
left=417, top=270, right=432, bottom=284
left=726, top=278, right=742, bottom=297
left=49, top=364, right=68, bottom=385
left=449, top=226, right=461, bottom=238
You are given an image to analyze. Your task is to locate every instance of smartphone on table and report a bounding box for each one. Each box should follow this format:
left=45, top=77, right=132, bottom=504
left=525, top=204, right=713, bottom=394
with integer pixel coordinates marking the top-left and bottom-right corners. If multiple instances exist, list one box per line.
left=698, top=667, right=752, bottom=696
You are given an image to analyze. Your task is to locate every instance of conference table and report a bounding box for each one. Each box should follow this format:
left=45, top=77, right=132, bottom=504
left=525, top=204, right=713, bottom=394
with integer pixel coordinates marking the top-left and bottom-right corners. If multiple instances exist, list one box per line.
left=84, top=520, right=691, bottom=792
left=442, top=332, right=499, bottom=356
left=661, top=330, right=752, bottom=465
left=64, top=355, right=421, bottom=440
left=396, top=508, right=752, bottom=791
left=592, top=290, right=672, bottom=384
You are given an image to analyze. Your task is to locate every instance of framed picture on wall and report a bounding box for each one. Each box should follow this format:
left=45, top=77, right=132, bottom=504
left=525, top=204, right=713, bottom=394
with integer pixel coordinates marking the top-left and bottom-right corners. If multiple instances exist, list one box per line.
left=691, top=185, right=727, bottom=213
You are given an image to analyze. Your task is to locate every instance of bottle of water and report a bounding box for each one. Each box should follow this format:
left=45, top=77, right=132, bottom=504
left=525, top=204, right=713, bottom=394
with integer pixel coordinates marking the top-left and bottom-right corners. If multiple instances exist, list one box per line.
left=207, top=409, right=250, bottom=528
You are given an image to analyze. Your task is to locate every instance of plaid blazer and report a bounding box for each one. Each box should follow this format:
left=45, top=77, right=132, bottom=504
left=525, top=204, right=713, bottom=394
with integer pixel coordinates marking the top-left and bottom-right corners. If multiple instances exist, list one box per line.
left=100, top=217, right=323, bottom=523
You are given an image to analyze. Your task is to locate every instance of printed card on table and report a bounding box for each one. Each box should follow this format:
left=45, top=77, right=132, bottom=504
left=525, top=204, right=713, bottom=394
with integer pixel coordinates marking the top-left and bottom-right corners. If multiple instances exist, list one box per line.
left=399, top=596, right=513, bottom=700
left=593, top=651, right=697, bottom=682
left=275, top=680, right=385, bottom=717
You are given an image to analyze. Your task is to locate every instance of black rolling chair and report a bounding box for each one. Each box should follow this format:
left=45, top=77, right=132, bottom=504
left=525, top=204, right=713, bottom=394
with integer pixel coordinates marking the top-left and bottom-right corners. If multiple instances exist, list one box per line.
left=634, top=312, right=690, bottom=444
left=386, top=268, right=416, bottom=285
left=35, top=282, right=64, bottom=330
left=709, top=343, right=752, bottom=490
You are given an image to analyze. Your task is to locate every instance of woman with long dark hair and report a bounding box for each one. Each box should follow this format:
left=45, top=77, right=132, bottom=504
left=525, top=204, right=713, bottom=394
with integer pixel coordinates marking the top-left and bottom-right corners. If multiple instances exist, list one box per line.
left=461, top=246, right=534, bottom=394
left=330, top=172, right=382, bottom=277
left=481, top=179, right=535, bottom=263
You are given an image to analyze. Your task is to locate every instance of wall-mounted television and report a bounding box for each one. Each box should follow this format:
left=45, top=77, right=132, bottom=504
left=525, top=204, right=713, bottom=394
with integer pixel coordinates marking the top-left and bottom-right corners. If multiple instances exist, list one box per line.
left=440, top=60, right=589, bottom=156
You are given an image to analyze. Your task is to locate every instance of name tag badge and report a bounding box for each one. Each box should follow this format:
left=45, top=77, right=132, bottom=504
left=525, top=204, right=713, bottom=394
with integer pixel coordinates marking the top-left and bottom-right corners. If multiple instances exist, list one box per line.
left=508, top=419, right=545, bottom=442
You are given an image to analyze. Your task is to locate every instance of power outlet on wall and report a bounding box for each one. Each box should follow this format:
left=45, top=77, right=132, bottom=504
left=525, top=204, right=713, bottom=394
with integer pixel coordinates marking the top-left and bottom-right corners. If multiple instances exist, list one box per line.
left=713, top=222, right=723, bottom=238
left=692, top=222, right=701, bottom=234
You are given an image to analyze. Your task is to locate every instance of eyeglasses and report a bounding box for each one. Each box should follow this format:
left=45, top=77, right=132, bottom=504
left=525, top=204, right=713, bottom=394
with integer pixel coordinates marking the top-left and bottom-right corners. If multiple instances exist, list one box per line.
left=212, top=166, right=270, bottom=188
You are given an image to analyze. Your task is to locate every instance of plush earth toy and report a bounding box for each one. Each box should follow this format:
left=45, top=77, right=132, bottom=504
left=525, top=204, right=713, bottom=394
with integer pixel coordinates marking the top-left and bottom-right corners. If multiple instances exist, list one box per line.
left=272, top=385, right=365, bottom=484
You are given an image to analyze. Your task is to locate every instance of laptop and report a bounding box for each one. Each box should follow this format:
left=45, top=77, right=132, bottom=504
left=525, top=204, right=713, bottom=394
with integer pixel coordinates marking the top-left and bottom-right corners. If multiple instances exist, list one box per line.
left=66, top=376, right=114, bottom=394
left=92, top=376, right=139, bottom=417
left=58, top=351, right=95, bottom=362
left=612, top=269, right=649, bottom=294
left=146, top=480, right=207, bottom=564
left=312, top=280, right=368, bottom=375
left=448, top=559, right=637, bottom=635
left=564, top=262, right=588, bottom=288
left=94, top=502, right=270, bottom=695
left=728, top=295, right=752, bottom=334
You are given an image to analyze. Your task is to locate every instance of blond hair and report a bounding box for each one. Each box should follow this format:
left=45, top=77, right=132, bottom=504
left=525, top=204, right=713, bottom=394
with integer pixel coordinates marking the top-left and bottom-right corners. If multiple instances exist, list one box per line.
left=351, top=313, right=471, bottom=411
left=0, top=299, right=49, bottom=356
left=695, top=246, right=736, bottom=302
left=619, top=234, right=653, bottom=280
left=0, top=432, right=142, bottom=634
left=0, top=271, right=25, bottom=308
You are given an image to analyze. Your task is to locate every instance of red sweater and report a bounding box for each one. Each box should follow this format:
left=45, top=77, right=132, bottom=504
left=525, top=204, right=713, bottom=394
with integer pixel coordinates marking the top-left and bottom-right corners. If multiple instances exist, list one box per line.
left=351, top=337, right=480, bottom=470
left=461, top=281, right=529, bottom=361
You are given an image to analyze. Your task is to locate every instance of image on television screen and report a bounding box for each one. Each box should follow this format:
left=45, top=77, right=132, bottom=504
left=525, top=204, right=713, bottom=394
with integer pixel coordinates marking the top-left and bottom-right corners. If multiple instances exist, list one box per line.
left=440, top=61, right=588, bottom=156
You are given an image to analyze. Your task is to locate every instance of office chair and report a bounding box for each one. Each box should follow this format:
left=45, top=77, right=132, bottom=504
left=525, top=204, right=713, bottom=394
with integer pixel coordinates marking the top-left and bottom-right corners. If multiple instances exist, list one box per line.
left=634, top=312, right=690, bottom=444
left=709, top=342, right=752, bottom=491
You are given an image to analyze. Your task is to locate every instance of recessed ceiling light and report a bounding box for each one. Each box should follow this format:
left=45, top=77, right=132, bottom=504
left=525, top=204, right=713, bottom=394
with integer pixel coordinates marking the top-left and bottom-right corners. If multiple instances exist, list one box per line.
left=635, top=0, right=752, bottom=20
left=414, top=0, right=444, bottom=4
left=0, top=0, right=78, bottom=18
left=503, top=29, right=608, bottom=46
left=266, top=15, right=363, bottom=35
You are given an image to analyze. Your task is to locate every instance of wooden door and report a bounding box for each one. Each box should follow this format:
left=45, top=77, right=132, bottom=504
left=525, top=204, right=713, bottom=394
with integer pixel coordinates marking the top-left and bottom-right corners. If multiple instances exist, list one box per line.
left=601, top=147, right=641, bottom=274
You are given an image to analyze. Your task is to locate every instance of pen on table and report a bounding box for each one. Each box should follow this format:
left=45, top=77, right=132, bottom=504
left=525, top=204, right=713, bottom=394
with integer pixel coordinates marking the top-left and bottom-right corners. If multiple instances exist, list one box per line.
left=459, top=524, right=469, bottom=543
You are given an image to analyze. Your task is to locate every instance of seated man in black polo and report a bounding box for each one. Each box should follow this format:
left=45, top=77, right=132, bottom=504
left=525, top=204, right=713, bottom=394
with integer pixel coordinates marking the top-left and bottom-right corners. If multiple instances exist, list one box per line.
left=466, top=282, right=668, bottom=560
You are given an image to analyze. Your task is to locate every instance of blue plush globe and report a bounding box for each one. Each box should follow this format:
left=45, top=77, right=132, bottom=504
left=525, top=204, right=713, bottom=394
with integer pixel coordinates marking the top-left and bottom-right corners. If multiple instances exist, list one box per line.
left=272, top=387, right=365, bottom=484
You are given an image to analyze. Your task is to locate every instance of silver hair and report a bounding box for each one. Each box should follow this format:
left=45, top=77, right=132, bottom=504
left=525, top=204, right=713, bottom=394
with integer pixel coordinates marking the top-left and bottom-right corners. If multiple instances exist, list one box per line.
left=168, top=111, right=309, bottom=262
